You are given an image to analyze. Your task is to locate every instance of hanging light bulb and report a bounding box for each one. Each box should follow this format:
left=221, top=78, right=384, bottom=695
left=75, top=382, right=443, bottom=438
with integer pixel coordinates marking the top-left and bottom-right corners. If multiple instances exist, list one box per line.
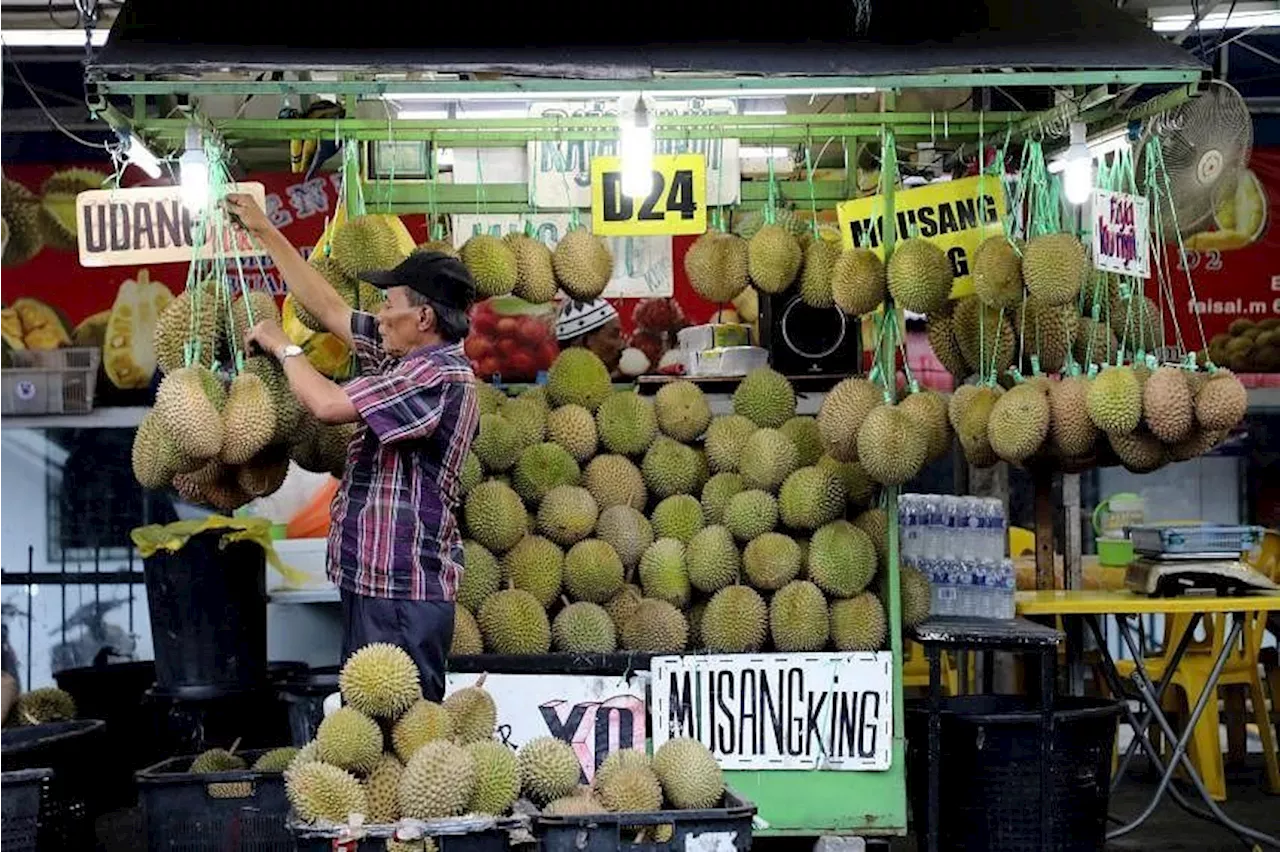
left=619, top=96, right=654, bottom=199
left=1062, top=121, right=1093, bottom=206
left=116, top=129, right=162, bottom=179
left=179, top=127, right=210, bottom=213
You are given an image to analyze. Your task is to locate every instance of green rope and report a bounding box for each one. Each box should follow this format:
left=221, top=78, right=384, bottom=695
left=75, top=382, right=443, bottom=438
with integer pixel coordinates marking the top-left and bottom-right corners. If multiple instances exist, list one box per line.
left=764, top=154, right=778, bottom=226
left=804, top=143, right=820, bottom=238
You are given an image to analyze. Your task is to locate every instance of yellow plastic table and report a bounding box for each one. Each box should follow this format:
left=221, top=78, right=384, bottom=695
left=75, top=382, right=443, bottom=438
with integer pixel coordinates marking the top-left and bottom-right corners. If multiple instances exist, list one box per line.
left=1016, top=590, right=1280, bottom=848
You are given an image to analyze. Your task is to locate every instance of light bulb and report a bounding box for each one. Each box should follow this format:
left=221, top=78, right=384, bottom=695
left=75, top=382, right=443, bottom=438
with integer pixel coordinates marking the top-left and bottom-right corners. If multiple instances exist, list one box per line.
left=119, top=130, right=161, bottom=179
left=1062, top=121, right=1093, bottom=206
left=619, top=98, right=654, bottom=199
left=179, top=148, right=209, bottom=212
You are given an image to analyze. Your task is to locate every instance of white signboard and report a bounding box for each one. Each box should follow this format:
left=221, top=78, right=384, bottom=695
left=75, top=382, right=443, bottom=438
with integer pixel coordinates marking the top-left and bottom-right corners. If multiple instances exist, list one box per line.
left=451, top=213, right=673, bottom=299
left=76, top=182, right=268, bottom=268
left=528, top=99, right=740, bottom=209
left=444, top=672, right=648, bottom=784
left=650, top=653, right=893, bottom=771
left=1091, top=189, right=1151, bottom=278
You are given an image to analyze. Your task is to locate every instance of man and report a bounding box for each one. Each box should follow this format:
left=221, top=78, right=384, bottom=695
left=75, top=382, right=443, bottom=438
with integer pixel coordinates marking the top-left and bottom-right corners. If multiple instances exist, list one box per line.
left=224, top=194, right=478, bottom=701
left=556, top=298, right=624, bottom=375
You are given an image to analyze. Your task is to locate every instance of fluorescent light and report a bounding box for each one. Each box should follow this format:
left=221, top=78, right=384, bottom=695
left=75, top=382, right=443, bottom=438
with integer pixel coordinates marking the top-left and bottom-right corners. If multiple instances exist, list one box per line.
left=740, top=146, right=792, bottom=159
left=179, top=128, right=209, bottom=212
left=117, top=130, right=162, bottom=179
left=380, top=85, right=875, bottom=103
left=1151, top=8, right=1280, bottom=30
left=620, top=97, right=655, bottom=199
left=0, top=28, right=108, bottom=47
left=395, top=107, right=451, bottom=120
left=1061, top=122, right=1093, bottom=205
left=740, top=98, right=788, bottom=116
left=1047, top=125, right=1134, bottom=173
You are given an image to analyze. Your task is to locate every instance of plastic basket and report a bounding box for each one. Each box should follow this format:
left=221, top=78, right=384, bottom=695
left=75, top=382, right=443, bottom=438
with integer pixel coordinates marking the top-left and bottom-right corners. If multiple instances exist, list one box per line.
left=1129, top=524, right=1265, bottom=556
left=534, top=790, right=756, bottom=852
left=1, top=347, right=100, bottom=415
left=1, top=768, right=51, bottom=852
left=290, top=813, right=529, bottom=852
left=135, top=749, right=292, bottom=852
left=2, top=719, right=106, bottom=848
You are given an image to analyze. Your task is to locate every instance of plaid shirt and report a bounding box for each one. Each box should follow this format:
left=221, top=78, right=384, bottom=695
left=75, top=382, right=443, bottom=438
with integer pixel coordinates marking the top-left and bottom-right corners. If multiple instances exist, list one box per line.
left=327, top=311, right=479, bottom=601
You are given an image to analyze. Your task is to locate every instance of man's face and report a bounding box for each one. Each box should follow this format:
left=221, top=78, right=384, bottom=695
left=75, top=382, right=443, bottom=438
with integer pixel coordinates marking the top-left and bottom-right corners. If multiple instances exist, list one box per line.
left=377, top=286, right=432, bottom=357
left=585, top=319, right=624, bottom=372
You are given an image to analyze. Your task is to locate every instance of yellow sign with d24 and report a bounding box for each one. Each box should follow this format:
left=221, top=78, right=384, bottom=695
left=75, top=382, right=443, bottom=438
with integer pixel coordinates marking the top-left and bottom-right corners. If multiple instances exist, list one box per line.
left=591, top=154, right=707, bottom=237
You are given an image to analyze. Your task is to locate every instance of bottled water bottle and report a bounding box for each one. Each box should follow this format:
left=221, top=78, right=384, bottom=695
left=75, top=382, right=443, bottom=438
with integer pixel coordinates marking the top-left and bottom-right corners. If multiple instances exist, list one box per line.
left=922, top=495, right=942, bottom=560
left=899, top=493, right=922, bottom=566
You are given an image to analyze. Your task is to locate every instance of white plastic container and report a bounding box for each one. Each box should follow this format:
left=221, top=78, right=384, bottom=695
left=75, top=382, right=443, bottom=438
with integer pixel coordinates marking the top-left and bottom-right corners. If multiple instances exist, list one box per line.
left=686, top=346, right=770, bottom=377
left=677, top=323, right=753, bottom=352
left=269, top=538, right=331, bottom=591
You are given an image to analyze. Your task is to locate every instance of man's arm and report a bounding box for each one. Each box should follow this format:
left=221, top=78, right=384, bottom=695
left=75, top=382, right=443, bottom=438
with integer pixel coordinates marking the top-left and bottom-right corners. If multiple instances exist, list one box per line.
left=224, top=194, right=354, bottom=349
left=247, top=321, right=359, bottom=424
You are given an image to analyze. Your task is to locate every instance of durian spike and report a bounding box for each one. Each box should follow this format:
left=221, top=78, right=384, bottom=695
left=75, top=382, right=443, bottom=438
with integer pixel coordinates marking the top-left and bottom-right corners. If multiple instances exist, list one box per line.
left=561, top=595, right=572, bottom=608
left=473, top=673, right=488, bottom=689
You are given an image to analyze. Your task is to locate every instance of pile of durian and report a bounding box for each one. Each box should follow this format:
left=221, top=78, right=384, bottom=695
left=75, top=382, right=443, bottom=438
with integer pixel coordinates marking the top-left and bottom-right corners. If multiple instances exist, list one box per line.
left=452, top=349, right=933, bottom=662
left=284, top=644, right=728, bottom=847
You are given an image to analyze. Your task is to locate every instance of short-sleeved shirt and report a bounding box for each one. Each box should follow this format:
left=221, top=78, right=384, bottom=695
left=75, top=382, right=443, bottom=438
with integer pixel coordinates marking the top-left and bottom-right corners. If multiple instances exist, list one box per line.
left=326, top=311, right=479, bottom=601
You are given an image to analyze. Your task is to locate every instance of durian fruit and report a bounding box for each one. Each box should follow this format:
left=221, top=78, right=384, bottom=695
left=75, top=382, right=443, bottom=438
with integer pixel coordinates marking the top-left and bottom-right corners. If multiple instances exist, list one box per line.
left=738, top=429, right=799, bottom=492
left=465, top=480, right=528, bottom=554
left=553, top=601, right=618, bottom=652
left=466, top=740, right=521, bottom=815
left=987, top=383, right=1051, bottom=464
left=808, top=520, right=877, bottom=597
left=817, top=454, right=876, bottom=511
left=537, top=486, right=600, bottom=547
left=605, top=585, right=644, bottom=635
left=190, top=748, right=245, bottom=774
left=747, top=224, right=803, bottom=294
left=684, top=230, right=749, bottom=302
left=501, top=396, right=549, bottom=450
left=770, top=580, right=831, bottom=652
left=954, top=385, right=1004, bottom=467
left=502, top=535, right=565, bottom=607
left=953, top=297, right=1015, bottom=376
left=399, top=739, right=476, bottom=819
left=243, top=356, right=303, bottom=445
left=252, top=747, right=301, bottom=773
left=584, top=455, right=647, bottom=511
left=477, top=383, right=507, bottom=416
left=597, top=392, right=659, bottom=456
left=553, top=229, right=614, bottom=300
left=459, top=541, right=501, bottom=613
left=651, top=495, right=705, bottom=544
left=1143, top=366, right=1194, bottom=444
left=154, top=366, right=226, bottom=460
left=1087, top=366, right=1143, bottom=434
left=230, top=289, right=281, bottom=344
left=799, top=239, right=840, bottom=308
left=701, top=472, right=745, bottom=526
left=286, top=761, right=367, bottom=824
left=298, top=253, right=357, bottom=331
left=1049, top=376, right=1100, bottom=458
left=817, top=377, right=884, bottom=462
left=927, top=313, right=970, bottom=379
left=887, top=238, right=954, bottom=314
left=505, top=233, right=558, bottom=304
left=723, top=489, right=778, bottom=542
left=545, top=793, right=608, bottom=816
left=641, top=437, right=706, bottom=499
left=479, top=589, right=551, bottom=654
left=564, top=538, right=625, bottom=603
left=285, top=741, right=320, bottom=778
left=742, top=532, right=803, bottom=591
left=1022, top=233, right=1087, bottom=306
left=339, top=642, right=421, bottom=719
left=597, top=761, right=663, bottom=813
left=620, top=599, right=688, bottom=653
left=40, top=167, right=106, bottom=243
left=652, top=738, right=724, bottom=809
left=685, top=525, right=742, bottom=594
left=443, top=677, right=498, bottom=745
left=172, top=461, right=254, bottom=512
left=2, top=177, right=44, bottom=266
left=220, top=373, right=277, bottom=465
left=857, top=405, right=928, bottom=485
left=639, top=538, right=691, bottom=608
left=654, top=380, right=712, bottom=443
left=474, top=414, right=523, bottom=473
left=778, top=465, right=846, bottom=530
left=153, top=287, right=224, bottom=374
left=732, top=367, right=797, bottom=428
left=900, top=565, right=932, bottom=626
left=1074, top=316, right=1118, bottom=368
left=1017, top=301, right=1077, bottom=374
left=513, top=442, right=581, bottom=505
left=547, top=348, right=612, bottom=412
left=132, top=411, right=199, bottom=489
left=700, top=585, right=768, bottom=653
left=595, top=505, right=654, bottom=570
left=779, top=416, right=824, bottom=468
left=388, top=839, right=437, bottom=852
left=704, top=415, right=758, bottom=473
left=392, top=699, right=454, bottom=763
left=519, top=736, right=582, bottom=805
left=451, top=607, right=484, bottom=657
left=1169, top=427, right=1227, bottom=462
left=316, top=706, right=383, bottom=775
left=460, top=235, right=518, bottom=298
left=971, top=236, right=1024, bottom=309
left=364, top=753, right=404, bottom=823
left=594, top=749, right=651, bottom=794
left=831, top=248, right=887, bottom=316
left=897, top=390, right=952, bottom=465
left=829, top=593, right=887, bottom=651
left=547, top=404, right=599, bottom=462
left=1110, top=428, right=1167, bottom=474
left=1195, top=370, right=1247, bottom=431
left=1110, top=295, right=1162, bottom=354
left=331, top=215, right=413, bottom=279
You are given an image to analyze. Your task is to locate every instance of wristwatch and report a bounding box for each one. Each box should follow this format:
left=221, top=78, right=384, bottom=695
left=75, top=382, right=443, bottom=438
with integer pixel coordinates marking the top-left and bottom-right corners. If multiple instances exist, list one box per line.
left=276, top=343, right=304, bottom=362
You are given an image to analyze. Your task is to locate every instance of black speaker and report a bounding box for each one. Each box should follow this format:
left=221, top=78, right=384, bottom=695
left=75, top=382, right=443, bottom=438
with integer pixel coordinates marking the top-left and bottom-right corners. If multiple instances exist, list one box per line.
left=758, top=289, right=863, bottom=377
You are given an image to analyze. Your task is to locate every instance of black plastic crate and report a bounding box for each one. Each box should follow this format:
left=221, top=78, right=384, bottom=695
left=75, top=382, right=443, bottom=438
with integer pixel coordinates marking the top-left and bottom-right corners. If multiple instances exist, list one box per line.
left=1, top=768, right=51, bottom=852
left=2, top=719, right=105, bottom=848
left=290, top=814, right=530, bottom=852
left=136, top=749, right=292, bottom=851
left=534, top=790, right=756, bottom=852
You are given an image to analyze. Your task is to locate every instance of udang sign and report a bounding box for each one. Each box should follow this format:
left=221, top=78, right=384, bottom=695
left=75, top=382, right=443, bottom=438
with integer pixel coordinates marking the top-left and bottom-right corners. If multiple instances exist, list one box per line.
left=836, top=175, right=1006, bottom=298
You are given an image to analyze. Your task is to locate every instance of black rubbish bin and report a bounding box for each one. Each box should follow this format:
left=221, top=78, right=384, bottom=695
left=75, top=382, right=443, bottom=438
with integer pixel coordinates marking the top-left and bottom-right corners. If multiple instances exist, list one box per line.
left=2, top=720, right=106, bottom=849
left=906, top=695, right=1121, bottom=852
left=142, top=527, right=268, bottom=698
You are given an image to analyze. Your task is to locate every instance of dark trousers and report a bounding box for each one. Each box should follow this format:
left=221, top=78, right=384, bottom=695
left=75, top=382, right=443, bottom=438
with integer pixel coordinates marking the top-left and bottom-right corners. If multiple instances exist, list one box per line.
left=339, top=589, right=455, bottom=702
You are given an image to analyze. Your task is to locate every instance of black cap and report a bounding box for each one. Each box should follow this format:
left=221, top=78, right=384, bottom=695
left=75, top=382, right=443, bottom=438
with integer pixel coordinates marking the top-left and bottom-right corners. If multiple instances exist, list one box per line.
left=358, top=250, right=477, bottom=311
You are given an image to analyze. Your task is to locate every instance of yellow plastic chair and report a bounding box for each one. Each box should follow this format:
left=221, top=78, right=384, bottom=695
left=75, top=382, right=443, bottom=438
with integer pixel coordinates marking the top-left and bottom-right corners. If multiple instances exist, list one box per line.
left=902, top=640, right=964, bottom=695
left=1009, top=526, right=1035, bottom=559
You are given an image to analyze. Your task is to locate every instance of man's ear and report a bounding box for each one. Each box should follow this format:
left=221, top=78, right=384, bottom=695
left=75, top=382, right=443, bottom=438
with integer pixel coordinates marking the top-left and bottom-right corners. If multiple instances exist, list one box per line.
left=418, top=304, right=436, bottom=332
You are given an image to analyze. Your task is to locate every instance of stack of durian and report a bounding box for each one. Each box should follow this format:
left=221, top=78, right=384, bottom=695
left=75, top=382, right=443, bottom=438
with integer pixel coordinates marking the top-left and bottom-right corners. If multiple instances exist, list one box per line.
left=451, top=349, right=937, bottom=663
left=285, top=644, right=729, bottom=849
